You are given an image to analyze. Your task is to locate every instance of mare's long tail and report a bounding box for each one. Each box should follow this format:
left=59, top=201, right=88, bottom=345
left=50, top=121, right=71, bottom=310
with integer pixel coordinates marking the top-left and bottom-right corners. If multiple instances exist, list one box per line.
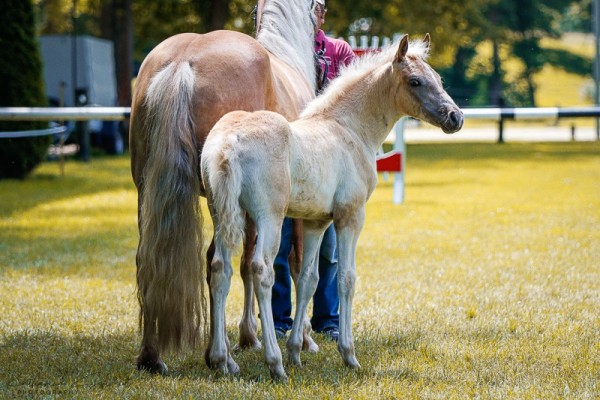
left=137, top=61, right=206, bottom=352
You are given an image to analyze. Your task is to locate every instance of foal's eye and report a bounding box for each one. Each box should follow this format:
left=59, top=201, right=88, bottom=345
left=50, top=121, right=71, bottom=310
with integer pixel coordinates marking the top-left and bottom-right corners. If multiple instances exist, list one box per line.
left=409, top=78, right=421, bottom=87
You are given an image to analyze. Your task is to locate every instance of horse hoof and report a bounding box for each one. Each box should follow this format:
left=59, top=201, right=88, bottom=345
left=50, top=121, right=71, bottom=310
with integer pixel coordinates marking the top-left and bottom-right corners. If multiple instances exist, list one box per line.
left=288, top=351, right=302, bottom=367
left=302, top=337, right=319, bottom=353
left=343, top=355, right=361, bottom=369
left=227, top=357, right=240, bottom=375
left=236, top=337, right=262, bottom=351
left=269, top=366, right=288, bottom=382
left=137, top=358, right=168, bottom=375
left=206, top=358, right=229, bottom=375
left=205, top=348, right=234, bottom=374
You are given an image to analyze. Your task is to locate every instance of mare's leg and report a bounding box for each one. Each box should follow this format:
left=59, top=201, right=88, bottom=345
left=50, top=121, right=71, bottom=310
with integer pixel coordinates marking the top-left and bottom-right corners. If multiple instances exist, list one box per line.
left=290, top=218, right=319, bottom=353
left=238, top=217, right=261, bottom=350
left=335, top=207, right=365, bottom=369
left=137, top=307, right=167, bottom=374
left=135, top=192, right=167, bottom=374
left=205, top=237, right=238, bottom=374
left=287, top=220, right=328, bottom=366
left=252, top=217, right=287, bottom=381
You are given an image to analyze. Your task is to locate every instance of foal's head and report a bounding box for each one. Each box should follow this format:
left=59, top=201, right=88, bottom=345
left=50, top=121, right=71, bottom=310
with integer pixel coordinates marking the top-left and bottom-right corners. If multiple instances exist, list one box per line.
left=393, top=34, right=463, bottom=134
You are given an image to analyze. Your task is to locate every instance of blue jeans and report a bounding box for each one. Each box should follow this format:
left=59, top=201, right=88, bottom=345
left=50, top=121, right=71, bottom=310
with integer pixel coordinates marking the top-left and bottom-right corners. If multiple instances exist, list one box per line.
left=271, top=218, right=339, bottom=332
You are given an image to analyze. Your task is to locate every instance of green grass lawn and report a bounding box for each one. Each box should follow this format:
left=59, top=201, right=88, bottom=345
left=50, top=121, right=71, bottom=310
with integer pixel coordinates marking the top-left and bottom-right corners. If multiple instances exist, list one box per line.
left=1, top=142, right=599, bottom=398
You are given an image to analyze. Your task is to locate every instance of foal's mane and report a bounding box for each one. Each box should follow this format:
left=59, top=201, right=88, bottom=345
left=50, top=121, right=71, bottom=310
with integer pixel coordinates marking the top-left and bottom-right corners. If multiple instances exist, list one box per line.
left=256, top=0, right=316, bottom=93
left=301, top=37, right=430, bottom=118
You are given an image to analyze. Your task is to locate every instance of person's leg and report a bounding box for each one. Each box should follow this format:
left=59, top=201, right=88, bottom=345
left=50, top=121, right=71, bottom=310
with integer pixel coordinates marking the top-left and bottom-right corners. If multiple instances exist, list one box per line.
left=311, top=223, right=339, bottom=333
left=272, top=218, right=294, bottom=333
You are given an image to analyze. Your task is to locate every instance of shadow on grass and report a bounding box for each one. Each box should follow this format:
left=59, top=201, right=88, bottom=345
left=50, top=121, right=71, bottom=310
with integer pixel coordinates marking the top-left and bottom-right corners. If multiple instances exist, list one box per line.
left=0, top=329, right=430, bottom=395
left=0, top=155, right=135, bottom=219
left=407, top=142, right=600, bottom=164
left=0, top=230, right=136, bottom=276
left=1, top=331, right=140, bottom=396
left=2, top=144, right=597, bottom=219
left=0, top=329, right=284, bottom=393
left=0, top=331, right=234, bottom=396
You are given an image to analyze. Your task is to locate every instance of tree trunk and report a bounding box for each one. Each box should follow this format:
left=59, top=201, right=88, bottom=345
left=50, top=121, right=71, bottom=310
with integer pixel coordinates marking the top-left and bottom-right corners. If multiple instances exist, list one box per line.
left=206, top=0, right=230, bottom=31
left=100, top=0, right=133, bottom=107
left=490, top=39, right=503, bottom=106
left=193, top=0, right=231, bottom=32
left=525, top=71, right=536, bottom=107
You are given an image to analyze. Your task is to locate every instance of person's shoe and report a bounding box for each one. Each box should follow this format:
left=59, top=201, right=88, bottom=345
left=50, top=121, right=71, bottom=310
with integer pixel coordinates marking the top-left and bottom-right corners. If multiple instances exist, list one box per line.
left=319, top=327, right=339, bottom=342
left=275, top=327, right=287, bottom=340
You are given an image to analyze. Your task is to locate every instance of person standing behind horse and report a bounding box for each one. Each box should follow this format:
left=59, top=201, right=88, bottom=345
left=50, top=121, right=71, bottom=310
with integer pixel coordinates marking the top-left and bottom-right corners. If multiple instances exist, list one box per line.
left=272, top=0, right=355, bottom=342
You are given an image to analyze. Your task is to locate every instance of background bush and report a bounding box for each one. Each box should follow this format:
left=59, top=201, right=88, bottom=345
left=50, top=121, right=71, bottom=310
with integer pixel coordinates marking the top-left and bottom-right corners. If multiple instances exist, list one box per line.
left=0, top=0, right=50, bottom=180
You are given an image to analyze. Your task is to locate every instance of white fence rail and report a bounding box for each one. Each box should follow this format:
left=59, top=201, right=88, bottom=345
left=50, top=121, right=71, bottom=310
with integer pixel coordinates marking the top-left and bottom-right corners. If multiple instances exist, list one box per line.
left=0, top=105, right=598, bottom=156
left=2, top=106, right=599, bottom=123
left=1, top=106, right=598, bottom=202
left=0, top=107, right=130, bottom=121
left=462, top=106, right=600, bottom=120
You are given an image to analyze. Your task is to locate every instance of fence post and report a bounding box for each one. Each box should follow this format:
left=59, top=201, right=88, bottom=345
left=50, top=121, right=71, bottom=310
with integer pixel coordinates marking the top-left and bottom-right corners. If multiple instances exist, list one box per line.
left=393, top=118, right=406, bottom=204
left=77, top=120, right=91, bottom=162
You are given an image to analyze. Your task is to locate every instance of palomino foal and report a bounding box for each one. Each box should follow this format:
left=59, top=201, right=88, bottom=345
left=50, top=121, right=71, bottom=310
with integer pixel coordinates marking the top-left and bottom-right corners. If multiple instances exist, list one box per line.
left=201, top=34, right=463, bottom=380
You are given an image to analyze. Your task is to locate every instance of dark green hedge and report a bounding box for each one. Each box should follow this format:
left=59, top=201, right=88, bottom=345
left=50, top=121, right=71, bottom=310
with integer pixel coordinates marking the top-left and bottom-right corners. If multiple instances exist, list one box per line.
left=0, top=0, right=50, bottom=179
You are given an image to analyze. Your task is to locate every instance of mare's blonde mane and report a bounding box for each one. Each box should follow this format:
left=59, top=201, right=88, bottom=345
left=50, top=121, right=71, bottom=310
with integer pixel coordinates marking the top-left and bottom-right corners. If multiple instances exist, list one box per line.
left=301, top=37, right=430, bottom=118
left=257, top=0, right=316, bottom=94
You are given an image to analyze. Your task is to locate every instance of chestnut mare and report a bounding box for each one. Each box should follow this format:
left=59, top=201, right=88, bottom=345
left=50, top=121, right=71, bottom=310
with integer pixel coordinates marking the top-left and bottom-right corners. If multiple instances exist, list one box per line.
left=201, top=34, right=463, bottom=380
left=129, top=0, right=317, bottom=375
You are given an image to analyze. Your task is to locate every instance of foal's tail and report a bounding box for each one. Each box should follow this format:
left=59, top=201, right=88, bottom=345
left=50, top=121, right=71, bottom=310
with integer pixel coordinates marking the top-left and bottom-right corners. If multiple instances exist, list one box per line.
left=137, top=61, right=206, bottom=352
left=202, top=132, right=246, bottom=251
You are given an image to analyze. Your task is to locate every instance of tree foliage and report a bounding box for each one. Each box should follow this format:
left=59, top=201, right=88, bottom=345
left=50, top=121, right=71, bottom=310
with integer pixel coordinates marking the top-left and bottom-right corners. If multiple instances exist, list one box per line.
left=0, top=0, right=50, bottom=179
left=30, top=0, right=594, bottom=109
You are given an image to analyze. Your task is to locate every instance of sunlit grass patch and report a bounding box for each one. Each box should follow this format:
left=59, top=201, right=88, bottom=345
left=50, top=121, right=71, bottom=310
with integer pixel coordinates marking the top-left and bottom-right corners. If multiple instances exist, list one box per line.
left=1, top=144, right=599, bottom=398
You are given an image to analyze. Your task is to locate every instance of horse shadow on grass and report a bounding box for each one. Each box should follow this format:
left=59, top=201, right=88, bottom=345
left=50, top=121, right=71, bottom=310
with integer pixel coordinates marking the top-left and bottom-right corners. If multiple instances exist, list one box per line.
left=0, top=330, right=217, bottom=396
left=0, top=328, right=428, bottom=391
left=1, top=326, right=523, bottom=393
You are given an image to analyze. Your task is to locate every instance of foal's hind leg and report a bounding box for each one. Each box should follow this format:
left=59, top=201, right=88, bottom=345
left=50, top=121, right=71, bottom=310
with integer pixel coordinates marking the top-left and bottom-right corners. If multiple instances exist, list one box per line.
left=205, top=239, right=239, bottom=374
left=237, top=217, right=261, bottom=350
left=205, top=240, right=239, bottom=374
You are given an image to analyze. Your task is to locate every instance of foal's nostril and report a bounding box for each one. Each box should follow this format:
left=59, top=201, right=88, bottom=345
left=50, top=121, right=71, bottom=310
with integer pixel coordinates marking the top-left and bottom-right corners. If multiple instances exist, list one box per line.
left=449, top=111, right=459, bottom=125
left=444, top=109, right=463, bottom=133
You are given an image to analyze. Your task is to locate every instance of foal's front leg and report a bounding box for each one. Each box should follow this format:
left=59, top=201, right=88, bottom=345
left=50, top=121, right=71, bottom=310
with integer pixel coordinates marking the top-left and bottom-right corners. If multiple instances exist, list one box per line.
left=335, top=208, right=365, bottom=369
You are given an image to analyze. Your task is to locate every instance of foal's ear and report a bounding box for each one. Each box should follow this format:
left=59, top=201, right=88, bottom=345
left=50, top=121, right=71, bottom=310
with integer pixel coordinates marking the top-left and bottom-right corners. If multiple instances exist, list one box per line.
left=424, top=33, right=431, bottom=50
left=395, top=34, right=409, bottom=63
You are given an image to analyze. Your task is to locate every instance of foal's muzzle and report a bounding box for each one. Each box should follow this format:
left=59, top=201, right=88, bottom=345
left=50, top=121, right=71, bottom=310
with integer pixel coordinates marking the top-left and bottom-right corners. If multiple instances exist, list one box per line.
left=442, top=108, right=464, bottom=134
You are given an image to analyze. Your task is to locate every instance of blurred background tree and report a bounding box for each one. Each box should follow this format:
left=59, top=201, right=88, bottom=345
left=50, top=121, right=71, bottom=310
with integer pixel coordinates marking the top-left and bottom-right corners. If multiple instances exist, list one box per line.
left=29, top=0, right=596, bottom=109
left=0, top=0, right=50, bottom=179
